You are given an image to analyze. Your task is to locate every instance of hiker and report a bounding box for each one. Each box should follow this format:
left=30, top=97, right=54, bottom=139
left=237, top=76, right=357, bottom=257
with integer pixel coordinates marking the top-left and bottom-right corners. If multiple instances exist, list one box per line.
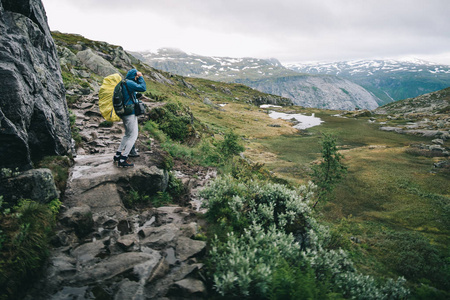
left=113, top=69, right=147, bottom=167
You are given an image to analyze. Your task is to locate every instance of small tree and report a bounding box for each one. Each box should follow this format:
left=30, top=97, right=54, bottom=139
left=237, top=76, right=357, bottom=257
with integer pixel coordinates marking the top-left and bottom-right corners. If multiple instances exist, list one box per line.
left=311, top=133, right=347, bottom=208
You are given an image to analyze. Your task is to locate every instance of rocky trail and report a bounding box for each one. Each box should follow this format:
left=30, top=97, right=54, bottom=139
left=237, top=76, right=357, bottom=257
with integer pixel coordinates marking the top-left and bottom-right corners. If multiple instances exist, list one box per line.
left=25, top=93, right=215, bottom=300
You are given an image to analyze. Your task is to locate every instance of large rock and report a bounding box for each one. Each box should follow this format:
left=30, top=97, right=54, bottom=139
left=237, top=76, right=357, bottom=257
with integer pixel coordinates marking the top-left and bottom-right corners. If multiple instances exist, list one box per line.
left=0, top=168, right=59, bottom=206
left=73, top=251, right=162, bottom=284
left=76, top=48, right=118, bottom=77
left=0, top=0, right=71, bottom=170
left=169, top=278, right=206, bottom=298
left=64, top=153, right=169, bottom=218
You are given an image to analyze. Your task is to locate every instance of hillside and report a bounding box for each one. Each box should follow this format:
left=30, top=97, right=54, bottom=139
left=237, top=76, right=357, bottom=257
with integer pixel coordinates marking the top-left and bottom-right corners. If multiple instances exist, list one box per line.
left=287, top=59, right=450, bottom=105
left=134, top=48, right=381, bottom=110
left=375, top=86, right=450, bottom=114
left=42, top=32, right=412, bottom=300
left=2, top=15, right=448, bottom=298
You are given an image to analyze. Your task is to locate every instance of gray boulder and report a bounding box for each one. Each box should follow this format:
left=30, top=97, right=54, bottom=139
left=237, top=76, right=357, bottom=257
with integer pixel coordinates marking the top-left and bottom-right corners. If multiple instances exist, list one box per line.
left=60, top=205, right=94, bottom=238
left=64, top=153, right=169, bottom=218
left=73, top=251, right=162, bottom=284
left=76, top=48, right=118, bottom=77
left=0, top=0, right=72, bottom=170
left=0, top=168, right=58, bottom=206
left=169, top=278, right=206, bottom=298
left=57, top=45, right=81, bottom=69
left=176, top=236, right=206, bottom=262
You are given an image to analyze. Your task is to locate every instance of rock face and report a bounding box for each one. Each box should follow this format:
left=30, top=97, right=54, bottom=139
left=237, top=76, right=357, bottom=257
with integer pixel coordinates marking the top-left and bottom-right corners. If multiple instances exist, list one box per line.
left=0, top=168, right=59, bottom=205
left=76, top=48, right=118, bottom=77
left=64, top=153, right=169, bottom=219
left=241, top=75, right=380, bottom=111
left=0, top=0, right=71, bottom=170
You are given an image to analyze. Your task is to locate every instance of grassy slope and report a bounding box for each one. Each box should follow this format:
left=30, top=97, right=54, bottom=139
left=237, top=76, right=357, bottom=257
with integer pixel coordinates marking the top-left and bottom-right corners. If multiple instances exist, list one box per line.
left=249, top=108, right=449, bottom=286
left=160, top=73, right=449, bottom=285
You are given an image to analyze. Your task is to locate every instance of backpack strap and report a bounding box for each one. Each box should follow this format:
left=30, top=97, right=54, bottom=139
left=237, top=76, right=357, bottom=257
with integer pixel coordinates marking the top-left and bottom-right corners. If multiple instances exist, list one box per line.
left=122, top=79, right=137, bottom=104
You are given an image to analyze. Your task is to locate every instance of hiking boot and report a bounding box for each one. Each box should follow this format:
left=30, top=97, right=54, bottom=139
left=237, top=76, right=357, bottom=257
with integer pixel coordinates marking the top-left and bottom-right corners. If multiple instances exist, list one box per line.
left=129, top=146, right=140, bottom=157
left=118, top=156, right=134, bottom=167
left=113, top=151, right=121, bottom=164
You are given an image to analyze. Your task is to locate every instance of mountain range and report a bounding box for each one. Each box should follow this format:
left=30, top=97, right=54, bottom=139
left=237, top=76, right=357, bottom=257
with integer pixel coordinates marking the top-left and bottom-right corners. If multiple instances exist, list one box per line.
left=133, top=48, right=380, bottom=110
left=287, top=59, right=450, bottom=105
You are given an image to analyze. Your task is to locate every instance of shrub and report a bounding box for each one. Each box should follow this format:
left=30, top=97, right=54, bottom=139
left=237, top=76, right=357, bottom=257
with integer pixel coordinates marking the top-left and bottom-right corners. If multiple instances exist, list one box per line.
left=99, top=120, right=114, bottom=127
left=269, top=259, right=336, bottom=300
left=148, top=102, right=194, bottom=142
left=143, top=120, right=167, bottom=143
left=201, top=176, right=410, bottom=299
left=209, top=224, right=301, bottom=297
left=219, top=131, right=244, bottom=160
left=69, top=110, right=82, bottom=148
left=381, top=230, right=449, bottom=291
left=197, top=139, right=223, bottom=166
left=0, top=199, right=57, bottom=299
left=201, top=175, right=314, bottom=234
left=310, top=133, right=347, bottom=208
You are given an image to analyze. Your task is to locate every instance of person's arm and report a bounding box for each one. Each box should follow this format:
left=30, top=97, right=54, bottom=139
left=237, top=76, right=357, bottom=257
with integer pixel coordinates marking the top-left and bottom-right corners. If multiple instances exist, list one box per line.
left=127, top=75, right=146, bottom=92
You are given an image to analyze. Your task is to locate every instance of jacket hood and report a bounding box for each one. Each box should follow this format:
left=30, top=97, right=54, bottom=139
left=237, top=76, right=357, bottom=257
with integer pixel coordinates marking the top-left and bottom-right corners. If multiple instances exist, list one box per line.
left=126, top=69, right=138, bottom=80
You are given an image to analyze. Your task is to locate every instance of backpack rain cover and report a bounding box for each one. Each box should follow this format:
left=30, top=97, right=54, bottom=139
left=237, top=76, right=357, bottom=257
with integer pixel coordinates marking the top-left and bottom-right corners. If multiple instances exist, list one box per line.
left=98, top=73, right=122, bottom=122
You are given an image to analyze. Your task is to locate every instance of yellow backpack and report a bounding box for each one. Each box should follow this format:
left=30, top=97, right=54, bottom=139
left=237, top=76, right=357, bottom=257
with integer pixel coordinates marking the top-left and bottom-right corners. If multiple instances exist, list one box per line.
left=98, top=73, right=122, bottom=122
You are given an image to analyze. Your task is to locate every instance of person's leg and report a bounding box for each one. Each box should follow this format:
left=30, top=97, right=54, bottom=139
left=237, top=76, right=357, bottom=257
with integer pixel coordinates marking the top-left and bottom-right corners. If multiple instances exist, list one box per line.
left=121, top=114, right=138, bottom=156
left=118, top=114, right=138, bottom=167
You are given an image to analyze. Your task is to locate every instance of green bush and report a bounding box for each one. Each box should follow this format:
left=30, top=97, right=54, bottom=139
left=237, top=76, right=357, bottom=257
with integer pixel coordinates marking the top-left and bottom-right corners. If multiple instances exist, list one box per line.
left=69, top=110, right=82, bottom=148
left=201, top=176, right=410, bottom=299
left=143, top=120, right=167, bottom=143
left=209, top=224, right=301, bottom=297
left=269, top=259, right=337, bottom=300
left=99, top=120, right=114, bottom=127
left=219, top=131, right=245, bottom=160
left=148, top=102, right=194, bottom=142
left=201, top=175, right=314, bottom=233
left=310, top=133, right=347, bottom=208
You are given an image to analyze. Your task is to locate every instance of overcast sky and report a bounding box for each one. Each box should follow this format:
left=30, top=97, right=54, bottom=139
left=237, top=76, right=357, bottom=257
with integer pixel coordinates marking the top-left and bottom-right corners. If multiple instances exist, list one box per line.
left=42, top=0, right=450, bottom=65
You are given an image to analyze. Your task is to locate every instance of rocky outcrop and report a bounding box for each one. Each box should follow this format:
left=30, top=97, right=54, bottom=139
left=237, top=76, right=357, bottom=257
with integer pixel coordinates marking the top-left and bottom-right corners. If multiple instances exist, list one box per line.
left=28, top=203, right=208, bottom=299
left=64, top=153, right=169, bottom=219
left=241, top=75, right=380, bottom=110
left=375, top=87, right=450, bottom=115
left=76, top=48, right=118, bottom=77
left=250, top=94, right=293, bottom=107
left=0, top=0, right=71, bottom=170
left=0, top=168, right=59, bottom=206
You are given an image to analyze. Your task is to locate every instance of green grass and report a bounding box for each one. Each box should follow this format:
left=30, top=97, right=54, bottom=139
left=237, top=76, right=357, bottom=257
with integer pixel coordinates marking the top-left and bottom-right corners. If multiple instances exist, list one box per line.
left=247, top=110, right=449, bottom=293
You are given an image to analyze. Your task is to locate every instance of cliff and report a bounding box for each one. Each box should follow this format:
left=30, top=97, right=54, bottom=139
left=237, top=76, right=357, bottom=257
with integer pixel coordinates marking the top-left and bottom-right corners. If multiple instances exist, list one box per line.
left=0, top=0, right=71, bottom=170
left=238, top=74, right=380, bottom=111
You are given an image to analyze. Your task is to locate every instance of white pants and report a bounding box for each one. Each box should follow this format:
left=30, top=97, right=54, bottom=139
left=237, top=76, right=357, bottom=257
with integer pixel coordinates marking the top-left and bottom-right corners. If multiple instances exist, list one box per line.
left=118, top=114, right=138, bottom=157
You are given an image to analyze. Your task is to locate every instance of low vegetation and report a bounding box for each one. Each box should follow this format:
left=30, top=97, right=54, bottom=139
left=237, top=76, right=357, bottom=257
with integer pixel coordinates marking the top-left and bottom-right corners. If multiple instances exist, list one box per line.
left=201, top=176, right=409, bottom=299
left=0, top=197, right=61, bottom=300
left=32, top=32, right=449, bottom=298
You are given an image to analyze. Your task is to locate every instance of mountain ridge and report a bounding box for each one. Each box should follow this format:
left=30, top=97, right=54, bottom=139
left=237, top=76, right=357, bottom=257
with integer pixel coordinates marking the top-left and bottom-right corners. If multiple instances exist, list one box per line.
left=287, top=59, right=450, bottom=105
left=133, top=48, right=381, bottom=110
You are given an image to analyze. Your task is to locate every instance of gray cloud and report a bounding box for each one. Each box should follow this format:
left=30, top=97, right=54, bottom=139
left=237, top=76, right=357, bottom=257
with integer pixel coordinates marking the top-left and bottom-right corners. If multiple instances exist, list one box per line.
left=42, top=0, right=450, bottom=64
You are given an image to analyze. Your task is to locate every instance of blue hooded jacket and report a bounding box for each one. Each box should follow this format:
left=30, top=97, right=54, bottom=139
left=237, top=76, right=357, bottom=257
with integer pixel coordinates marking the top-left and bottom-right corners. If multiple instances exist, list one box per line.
left=122, top=69, right=147, bottom=114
